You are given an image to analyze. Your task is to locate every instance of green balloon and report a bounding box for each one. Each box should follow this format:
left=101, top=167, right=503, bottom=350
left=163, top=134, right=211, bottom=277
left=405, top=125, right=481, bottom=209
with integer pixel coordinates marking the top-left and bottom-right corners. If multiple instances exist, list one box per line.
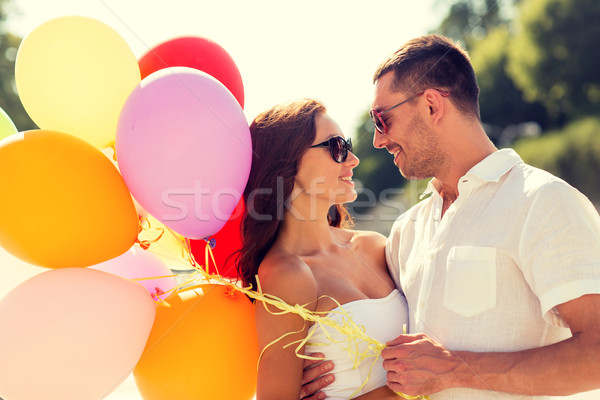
left=0, top=107, right=17, bottom=140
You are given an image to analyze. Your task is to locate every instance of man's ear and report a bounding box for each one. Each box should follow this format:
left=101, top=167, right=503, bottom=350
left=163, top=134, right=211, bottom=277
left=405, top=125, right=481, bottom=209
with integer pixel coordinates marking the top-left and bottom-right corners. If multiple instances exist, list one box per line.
left=423, top=89, right=445, bottom=126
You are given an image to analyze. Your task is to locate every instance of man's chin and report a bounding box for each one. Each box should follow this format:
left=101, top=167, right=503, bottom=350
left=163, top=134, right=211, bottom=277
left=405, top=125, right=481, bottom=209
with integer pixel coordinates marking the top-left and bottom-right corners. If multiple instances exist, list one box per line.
left=399, top=168, right=428, bottom=181
left=398, top=167, right=412, bottom=180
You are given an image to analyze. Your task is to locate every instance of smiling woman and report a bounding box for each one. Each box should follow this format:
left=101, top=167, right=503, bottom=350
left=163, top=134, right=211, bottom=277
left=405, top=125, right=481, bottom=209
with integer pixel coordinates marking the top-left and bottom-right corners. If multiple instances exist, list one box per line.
left=231, top=98, right=409, bottom=400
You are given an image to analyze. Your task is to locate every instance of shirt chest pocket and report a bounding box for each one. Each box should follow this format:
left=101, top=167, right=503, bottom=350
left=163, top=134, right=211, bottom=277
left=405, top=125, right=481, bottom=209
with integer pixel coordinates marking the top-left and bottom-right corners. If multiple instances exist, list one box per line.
left=443, top=246, right=497, bottom=318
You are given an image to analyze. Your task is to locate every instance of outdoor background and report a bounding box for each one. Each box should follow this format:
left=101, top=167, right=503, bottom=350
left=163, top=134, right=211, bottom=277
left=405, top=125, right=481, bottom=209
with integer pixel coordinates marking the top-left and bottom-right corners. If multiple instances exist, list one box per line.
left=1, top=0, right=599, bottom=399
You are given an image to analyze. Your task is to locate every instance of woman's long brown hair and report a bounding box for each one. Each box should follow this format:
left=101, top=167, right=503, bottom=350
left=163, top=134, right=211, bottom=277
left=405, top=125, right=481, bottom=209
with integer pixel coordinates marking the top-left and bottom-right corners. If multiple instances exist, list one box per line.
left=235, top=99, right=352, bottom=289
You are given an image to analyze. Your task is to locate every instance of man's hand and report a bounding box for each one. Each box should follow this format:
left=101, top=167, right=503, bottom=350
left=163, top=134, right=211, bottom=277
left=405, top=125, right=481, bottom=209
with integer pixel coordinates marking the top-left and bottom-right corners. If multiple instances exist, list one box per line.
left=381, top=334, right=460, bottom=397
left=299, top=353, right=335, bottom=400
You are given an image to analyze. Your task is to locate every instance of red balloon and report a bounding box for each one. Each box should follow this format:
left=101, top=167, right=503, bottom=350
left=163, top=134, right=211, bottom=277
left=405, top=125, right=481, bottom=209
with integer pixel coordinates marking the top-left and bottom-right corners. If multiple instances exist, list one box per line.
left=138, top=36, right=244, bottom=108
left=190, top=199, right=244, bottom=278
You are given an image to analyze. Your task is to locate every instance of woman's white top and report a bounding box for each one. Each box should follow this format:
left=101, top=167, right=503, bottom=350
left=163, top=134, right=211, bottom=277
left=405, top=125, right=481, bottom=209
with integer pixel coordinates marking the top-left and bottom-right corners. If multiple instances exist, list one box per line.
left=304, top=289, right=409, bottom=399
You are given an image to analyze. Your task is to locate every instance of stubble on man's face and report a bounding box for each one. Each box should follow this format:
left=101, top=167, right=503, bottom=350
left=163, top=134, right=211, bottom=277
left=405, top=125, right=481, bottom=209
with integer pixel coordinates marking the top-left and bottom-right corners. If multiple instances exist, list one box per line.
left=395, top=113, right=447, bottom=181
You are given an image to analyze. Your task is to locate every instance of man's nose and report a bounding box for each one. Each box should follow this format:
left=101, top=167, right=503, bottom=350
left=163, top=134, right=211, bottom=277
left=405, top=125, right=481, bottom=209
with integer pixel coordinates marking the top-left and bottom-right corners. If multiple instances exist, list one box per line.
left=373, top=130, right=388, bottom=149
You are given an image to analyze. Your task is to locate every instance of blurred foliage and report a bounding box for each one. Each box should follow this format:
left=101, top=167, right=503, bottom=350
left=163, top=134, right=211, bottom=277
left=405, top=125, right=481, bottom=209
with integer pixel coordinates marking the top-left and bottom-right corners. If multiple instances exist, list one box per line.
left=513, top=116, right=600, bottom=202
left=351, top=113, right=406, bottom=196
left=434, top=0, right=513, bottom=49
left=470, top=26, right=549, bottom=142
left=349, top=112, right=407, bottom=217
left=354, top=0, right=600, bottom=211
left=0, top=0, right=36, bottom=131
left=434, top=0, right=551, bottom=141
left=507, top=0, right=600, bottom=122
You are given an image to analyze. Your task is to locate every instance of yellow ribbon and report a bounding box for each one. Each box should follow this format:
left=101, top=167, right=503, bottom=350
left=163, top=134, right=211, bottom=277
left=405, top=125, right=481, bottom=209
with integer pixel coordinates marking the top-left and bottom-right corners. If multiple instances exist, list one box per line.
left=135, top=223, right=428, bottom=400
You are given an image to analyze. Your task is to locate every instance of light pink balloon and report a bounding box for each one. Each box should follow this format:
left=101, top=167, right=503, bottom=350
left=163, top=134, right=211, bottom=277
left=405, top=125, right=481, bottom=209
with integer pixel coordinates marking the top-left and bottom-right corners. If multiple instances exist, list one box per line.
left=0, top=268, right=156, bottom=400
left=90, top=245, right=177, bottom=300
left=116, top=67, right=252, bottom=239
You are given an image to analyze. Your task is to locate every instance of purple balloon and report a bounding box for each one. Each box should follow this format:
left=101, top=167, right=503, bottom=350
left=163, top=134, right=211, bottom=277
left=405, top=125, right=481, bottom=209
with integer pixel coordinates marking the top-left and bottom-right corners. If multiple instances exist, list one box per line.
left=116, top=67, right=251, bottom=239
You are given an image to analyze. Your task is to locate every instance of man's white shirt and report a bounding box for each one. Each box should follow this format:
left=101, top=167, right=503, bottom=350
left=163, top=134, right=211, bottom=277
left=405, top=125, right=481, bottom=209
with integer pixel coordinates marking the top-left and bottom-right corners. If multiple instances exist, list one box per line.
left=386, top=149, right=600, bottom=399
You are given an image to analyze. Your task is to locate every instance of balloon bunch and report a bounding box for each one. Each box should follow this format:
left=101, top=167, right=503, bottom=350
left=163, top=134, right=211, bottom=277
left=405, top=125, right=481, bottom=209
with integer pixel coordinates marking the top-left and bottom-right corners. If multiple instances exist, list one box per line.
left=0, top=16, right=426, bottom=400
left=0, top=16, right=255, bottom=400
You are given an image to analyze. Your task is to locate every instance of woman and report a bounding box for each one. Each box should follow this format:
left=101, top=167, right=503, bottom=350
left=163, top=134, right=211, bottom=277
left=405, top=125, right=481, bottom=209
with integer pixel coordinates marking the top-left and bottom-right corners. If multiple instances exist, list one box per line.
left=237, top=99, right=408, bottom=399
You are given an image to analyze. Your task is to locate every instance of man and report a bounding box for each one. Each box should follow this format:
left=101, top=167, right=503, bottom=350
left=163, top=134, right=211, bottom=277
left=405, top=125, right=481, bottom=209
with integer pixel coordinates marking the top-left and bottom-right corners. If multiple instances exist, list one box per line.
left=301, top=34, right=600, bottom=399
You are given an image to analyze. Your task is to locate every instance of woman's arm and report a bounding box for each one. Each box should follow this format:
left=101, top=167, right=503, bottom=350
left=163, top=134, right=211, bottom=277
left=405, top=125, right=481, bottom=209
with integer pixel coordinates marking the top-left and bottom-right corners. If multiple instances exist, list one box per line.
left=352, top=386, right=402, bottom=399
left=255, top=254, right=318, bottom=400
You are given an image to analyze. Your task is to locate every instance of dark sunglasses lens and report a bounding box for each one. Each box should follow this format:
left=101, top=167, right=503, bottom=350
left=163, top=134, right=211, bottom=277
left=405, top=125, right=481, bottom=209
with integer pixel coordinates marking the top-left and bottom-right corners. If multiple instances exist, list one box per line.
left=329, top=137, right=344, bottom=162
left=370, top=111, right=385, bottom=133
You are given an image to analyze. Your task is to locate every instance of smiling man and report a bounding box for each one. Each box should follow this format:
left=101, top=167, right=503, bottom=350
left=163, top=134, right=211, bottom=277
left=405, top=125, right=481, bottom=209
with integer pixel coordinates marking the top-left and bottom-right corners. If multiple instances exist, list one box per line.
left=300, top=34, right=600, bottom=400
left=373, top=34, right=600, bottom=400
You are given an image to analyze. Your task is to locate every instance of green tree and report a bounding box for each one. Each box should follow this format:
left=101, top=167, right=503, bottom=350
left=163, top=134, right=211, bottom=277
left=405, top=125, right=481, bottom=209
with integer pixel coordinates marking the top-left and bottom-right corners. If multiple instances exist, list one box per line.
left=0, top=0, right=36, bottom=131
left=434, top=0, right=516, bottom=49
left=470, top=26, right=549, bottom=140
left=507, top=0, right=600, bottom=123
left=513, top=116, right=600, bottom=202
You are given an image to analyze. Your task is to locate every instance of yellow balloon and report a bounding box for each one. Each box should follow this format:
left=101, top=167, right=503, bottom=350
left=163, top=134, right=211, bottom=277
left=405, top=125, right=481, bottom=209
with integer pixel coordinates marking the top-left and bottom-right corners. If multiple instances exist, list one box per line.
left=15, top=16, right=141, bottom=148
left=0, top=130, right=139, bottom=268
left=134, top=284, right=258, bottom=400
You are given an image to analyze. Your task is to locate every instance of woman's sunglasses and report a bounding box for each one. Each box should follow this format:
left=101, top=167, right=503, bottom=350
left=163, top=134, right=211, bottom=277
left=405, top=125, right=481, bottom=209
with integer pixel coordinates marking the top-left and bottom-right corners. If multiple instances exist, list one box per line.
left=309, top=136, right=353, bottom=163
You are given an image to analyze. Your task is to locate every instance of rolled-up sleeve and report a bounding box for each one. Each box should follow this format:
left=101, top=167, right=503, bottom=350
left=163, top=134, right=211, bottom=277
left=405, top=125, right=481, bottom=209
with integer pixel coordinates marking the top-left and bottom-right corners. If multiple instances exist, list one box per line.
left=518, top=180, right=600, bottom=327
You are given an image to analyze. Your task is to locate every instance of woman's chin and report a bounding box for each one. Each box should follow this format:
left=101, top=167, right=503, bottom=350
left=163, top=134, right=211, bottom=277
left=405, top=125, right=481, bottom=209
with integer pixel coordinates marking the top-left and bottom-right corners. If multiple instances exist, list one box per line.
left=336, top=191, right=358, bottom=205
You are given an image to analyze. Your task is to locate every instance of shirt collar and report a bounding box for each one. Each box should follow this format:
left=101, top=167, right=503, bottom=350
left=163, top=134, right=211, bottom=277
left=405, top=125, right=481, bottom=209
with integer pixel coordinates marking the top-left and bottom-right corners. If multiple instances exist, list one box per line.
left=420, top=149, right=523, bottom=199
left=466, top=148, right=522, bottom=183
left=421, top=179, right=438, bottom=199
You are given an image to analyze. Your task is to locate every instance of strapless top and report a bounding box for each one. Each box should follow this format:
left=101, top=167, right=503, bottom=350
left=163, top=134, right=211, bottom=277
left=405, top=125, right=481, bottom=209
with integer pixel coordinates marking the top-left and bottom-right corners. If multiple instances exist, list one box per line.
left=304, top=289, right=409, bottom=399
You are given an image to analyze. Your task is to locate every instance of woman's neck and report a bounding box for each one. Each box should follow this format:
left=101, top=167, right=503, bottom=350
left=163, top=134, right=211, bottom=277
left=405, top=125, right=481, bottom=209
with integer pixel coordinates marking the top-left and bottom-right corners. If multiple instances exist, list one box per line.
left=276, top=194, right=338, bottom=255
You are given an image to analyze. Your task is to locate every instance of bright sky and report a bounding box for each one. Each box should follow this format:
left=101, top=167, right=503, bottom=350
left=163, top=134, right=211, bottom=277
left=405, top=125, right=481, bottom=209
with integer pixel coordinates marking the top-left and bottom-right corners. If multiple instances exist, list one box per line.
left=6, top=0, right=444, bottom=140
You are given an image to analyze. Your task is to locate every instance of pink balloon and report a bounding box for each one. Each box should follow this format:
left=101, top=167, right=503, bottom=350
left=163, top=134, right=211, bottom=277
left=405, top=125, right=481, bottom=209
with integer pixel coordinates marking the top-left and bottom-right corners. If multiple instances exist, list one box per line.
left=90, top=245, right=177, bottom=299
left=116, top=67, right=252, bottom=239
left=0, top=268, right=156, bottom=400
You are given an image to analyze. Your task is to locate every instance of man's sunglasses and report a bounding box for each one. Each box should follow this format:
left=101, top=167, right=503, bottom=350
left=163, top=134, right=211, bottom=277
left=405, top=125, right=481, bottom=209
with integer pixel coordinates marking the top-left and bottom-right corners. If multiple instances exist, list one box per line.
left=309, top=136, right=353, bottom=163
left=369, top=89, right=451, bottom=134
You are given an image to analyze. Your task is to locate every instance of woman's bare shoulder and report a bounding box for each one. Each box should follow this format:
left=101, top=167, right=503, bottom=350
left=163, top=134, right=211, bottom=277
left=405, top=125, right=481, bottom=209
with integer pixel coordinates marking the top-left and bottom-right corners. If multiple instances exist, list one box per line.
left=345, top=229, right=388, bottom=274
left=257, top=249, right=318, bottom=309
left=349, top=229, right=387, bottom=249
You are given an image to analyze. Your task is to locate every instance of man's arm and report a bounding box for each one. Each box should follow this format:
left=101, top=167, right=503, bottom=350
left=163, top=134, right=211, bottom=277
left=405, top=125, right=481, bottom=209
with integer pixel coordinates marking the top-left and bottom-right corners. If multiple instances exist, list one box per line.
left=381, top=294, right=600, bottom=397
left=299, top=355, right=334, bottom=400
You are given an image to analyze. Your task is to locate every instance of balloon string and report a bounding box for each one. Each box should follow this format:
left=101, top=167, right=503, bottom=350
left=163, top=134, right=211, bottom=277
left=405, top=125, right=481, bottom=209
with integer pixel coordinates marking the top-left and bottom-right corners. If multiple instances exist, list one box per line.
left=136, top=216, right=196, bottom=268
left=135, top=216, right=165, bottom=250
left=139, top=241, right=427, bottom=400
left=204, top=238, right=220, bottom=275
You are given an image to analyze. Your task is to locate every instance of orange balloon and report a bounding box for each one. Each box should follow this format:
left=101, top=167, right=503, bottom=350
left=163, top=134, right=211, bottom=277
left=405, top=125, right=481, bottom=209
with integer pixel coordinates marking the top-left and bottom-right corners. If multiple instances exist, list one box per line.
left=0, top=130, right=139, bottom=268
left=134, top=284, right=258, bottom=400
